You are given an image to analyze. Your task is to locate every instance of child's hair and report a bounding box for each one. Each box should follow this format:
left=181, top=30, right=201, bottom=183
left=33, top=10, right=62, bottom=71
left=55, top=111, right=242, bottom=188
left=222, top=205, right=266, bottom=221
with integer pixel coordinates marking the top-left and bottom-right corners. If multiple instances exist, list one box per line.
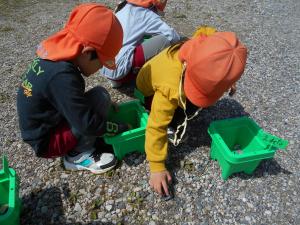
left=114, top=0, right=127, bottom=13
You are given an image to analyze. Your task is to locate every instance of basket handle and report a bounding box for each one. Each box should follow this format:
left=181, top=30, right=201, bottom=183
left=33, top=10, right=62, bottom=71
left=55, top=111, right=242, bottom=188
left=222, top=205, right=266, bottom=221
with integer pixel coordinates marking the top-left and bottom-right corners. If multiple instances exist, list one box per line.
left=259, top=132, right=288, bottom=150
left=1, top=156, right=10, bottom=176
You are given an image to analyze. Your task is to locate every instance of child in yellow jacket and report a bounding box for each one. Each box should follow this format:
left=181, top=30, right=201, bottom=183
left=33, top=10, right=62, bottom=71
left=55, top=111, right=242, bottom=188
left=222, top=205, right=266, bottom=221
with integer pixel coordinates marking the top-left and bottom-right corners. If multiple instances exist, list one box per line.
left=136, top=27, right=247, bottom=196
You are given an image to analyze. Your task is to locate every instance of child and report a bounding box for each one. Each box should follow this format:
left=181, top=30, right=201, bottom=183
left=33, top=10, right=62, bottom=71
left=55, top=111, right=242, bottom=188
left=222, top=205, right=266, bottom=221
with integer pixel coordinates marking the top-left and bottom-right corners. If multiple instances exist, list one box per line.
left=17, top=3, right=129, bottom=174
left=136, top=30, right=247, bottom=196
left=100, top=0, right=181, bottom=88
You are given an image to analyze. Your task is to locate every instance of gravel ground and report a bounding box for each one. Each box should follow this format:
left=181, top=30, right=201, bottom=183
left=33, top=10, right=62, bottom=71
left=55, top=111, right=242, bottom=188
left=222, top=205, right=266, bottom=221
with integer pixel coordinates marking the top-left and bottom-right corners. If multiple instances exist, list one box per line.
left=0, top=0, right=299, bottom=224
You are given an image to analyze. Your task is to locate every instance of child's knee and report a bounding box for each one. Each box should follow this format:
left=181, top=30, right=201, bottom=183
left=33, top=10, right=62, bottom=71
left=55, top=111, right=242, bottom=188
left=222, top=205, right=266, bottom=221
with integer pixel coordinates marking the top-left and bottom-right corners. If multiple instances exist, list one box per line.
left=85, top=86, right=111, bottom=115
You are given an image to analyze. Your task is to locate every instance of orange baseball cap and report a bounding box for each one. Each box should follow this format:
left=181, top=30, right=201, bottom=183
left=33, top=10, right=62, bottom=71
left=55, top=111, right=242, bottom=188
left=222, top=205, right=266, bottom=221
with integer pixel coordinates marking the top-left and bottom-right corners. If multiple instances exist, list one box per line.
left=179, top=32, right=247, bottom=108
left=36, top=3, right=123, bottom=69
left=127, top=0, right=167, bottom=11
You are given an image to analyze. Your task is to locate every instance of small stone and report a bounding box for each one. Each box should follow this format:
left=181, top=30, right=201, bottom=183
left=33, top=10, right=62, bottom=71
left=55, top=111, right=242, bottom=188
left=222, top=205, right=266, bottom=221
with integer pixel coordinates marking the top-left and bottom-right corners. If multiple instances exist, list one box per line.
left=79, top=189, right=86, bottom=195
left=185, top=207, right=191, bottom=213
left=74, top=203, right=82, bottom=212
left=97, top=211, right=105, bottom=219
left=126, top=204, right=133, bottom=212
left=134, top=187, right=142, bottom=192
left=152, top=214, right=159, bottom=220
left=180, top=160, right=185, bottom=168
left=60, top=173, right=68, bottom=179
left=105, top=205, right=113, bottom=212
left=264, top=210, right=272, bottom=216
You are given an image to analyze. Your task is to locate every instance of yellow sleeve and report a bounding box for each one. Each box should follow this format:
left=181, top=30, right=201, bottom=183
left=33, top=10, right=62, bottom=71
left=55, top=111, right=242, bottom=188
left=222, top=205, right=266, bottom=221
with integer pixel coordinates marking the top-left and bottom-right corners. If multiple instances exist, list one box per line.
left=192, top=26, right=216, bottom=38
left=145, top=90, right=178, bottom=172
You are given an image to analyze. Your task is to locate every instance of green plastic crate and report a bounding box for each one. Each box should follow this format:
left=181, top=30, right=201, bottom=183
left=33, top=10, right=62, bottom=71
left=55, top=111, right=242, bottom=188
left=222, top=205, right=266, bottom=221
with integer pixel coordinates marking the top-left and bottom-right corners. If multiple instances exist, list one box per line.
left=104, top=100, right=149, bottom=160
left=208, top=117, right=288, bottom=180
left=0, top=156, right=21, bottom=225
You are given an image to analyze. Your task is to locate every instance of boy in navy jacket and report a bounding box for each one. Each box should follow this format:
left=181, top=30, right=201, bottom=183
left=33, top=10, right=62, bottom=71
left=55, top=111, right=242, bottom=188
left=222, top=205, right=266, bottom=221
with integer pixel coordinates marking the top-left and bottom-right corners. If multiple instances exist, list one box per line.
left=17, top=3, right=128, bottom=174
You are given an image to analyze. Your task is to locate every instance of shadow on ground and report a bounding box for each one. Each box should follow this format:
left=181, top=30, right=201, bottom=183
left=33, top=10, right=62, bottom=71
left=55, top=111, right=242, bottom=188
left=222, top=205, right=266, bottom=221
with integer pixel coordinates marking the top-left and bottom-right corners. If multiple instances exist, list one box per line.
left=232, top=158, right=292, bottom=180
left=21, top=186, right=115, bottom=225
left=168, top=97, right=250, bottom=163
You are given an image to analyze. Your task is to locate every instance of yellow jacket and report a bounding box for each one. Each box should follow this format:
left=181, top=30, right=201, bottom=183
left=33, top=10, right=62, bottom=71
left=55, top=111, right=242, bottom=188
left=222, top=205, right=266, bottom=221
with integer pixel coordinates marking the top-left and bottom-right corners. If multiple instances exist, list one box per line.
left=136, top=26, right=216, bottom=172
left=136, top=48, right=184, bottom=172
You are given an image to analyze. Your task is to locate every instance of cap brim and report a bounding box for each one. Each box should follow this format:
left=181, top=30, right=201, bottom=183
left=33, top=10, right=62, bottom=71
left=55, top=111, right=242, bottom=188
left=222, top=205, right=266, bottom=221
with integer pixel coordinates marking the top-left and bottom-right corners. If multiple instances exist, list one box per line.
left=184, top=70, right=222, bottom=108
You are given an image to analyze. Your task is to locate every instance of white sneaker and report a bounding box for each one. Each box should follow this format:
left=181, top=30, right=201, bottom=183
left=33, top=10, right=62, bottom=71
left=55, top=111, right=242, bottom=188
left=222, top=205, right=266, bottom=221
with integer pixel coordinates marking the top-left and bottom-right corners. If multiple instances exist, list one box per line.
left=63, top=150, right=117, bottom=174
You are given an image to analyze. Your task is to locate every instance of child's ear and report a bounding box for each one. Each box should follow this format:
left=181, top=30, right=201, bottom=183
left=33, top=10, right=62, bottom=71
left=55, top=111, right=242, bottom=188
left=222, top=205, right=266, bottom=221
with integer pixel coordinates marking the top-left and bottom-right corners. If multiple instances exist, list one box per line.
left=229, top=83, right=237, bottom=96
left=82, top=46, right=96, bottom=55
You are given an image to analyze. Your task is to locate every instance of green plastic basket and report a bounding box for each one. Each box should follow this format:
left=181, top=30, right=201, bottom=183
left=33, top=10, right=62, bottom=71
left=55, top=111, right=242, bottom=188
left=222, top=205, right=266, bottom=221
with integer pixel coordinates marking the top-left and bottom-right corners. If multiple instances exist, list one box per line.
left=104, top=100, right=149, bottom=160
left=0, top=156, right=21, bottom=225
left=208, top=117, right=288, bottom=180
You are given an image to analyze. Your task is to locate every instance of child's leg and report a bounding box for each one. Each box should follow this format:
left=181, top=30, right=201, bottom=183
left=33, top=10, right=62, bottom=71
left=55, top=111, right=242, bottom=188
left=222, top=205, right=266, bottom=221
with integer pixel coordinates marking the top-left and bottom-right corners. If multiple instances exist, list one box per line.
left=44, top=121, right=78, bottom=158
left=44, top=86, right=111, bottom=158
left=112, top=35, right=171, bottom=86
left=141, top=34, right=171, bottom=62
left=130, top=34, right=171, bottom=76
left=70, top=86, right=112, bottom=154
left=64, top=86, right=117, bottom=173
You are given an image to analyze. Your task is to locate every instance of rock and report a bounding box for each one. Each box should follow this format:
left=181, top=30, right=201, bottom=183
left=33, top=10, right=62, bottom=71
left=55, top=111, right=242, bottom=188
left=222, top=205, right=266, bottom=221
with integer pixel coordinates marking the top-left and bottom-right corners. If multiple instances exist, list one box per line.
left=74, top=203, right=82, bottom=212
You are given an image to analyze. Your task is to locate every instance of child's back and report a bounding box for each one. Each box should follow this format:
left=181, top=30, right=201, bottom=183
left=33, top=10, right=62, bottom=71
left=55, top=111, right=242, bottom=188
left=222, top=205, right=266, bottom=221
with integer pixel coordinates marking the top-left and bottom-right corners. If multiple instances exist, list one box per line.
left=100, top=1, right=181, bottom=85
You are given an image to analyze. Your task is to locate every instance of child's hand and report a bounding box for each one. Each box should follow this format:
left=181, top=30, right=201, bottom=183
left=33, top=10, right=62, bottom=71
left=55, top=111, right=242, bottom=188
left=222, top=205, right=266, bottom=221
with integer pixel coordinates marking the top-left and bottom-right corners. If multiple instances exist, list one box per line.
left=149, top=170, right=172, bottom=196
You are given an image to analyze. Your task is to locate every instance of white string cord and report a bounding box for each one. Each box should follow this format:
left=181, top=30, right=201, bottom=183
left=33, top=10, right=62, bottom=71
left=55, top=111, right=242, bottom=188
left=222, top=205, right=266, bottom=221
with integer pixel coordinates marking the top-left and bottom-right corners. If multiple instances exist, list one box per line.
left=172, top=62, right=202, bottom=146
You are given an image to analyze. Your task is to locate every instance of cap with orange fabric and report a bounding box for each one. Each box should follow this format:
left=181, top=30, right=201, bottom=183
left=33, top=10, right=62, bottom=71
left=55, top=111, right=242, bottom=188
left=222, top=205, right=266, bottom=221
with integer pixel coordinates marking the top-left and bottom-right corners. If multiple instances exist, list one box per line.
left=36, top=3, right=123, bottom=69
left=127, top=0, right=167, bottom=11
left=179, top=32, right=247, bottom=108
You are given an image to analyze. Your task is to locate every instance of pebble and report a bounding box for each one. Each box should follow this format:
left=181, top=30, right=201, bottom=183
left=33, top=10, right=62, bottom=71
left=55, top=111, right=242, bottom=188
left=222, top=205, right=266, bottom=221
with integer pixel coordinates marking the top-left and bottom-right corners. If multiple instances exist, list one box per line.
left=105, top=205, right=113, bottom=212
left=60, top=173, right=68, bottom=179
left=74, top=203, right=82, bottom=212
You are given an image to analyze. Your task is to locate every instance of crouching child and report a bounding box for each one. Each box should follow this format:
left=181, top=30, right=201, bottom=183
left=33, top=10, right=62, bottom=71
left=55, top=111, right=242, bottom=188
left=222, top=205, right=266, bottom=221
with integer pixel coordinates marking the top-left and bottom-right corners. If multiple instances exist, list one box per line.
left=17, top=3, right=129, bottom=174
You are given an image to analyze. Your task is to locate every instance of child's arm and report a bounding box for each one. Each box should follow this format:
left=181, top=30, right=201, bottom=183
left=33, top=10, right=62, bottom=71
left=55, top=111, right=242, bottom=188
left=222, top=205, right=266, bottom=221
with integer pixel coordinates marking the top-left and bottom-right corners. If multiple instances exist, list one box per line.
left=145, top=90, right=178, bottom=195
left=144, top=10, right=181, bottom=44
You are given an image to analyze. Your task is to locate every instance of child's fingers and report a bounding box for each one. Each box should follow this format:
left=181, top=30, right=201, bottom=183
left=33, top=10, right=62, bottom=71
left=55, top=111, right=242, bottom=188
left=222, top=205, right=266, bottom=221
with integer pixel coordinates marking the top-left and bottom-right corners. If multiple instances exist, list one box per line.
left=155, top=183, right=163, bottom=196
left=167, top=172, right=172, bottom=183
left=161, top=180, right=170, bottom=196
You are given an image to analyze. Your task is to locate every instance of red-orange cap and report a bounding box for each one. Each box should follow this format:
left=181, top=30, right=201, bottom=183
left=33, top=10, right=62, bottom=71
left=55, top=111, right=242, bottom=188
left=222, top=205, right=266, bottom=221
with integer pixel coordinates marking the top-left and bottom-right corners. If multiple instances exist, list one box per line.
left=179, top=32, right=247, bottom=108
left=36, top=3, right=123, bottom=69
left=127, top=0, right=167, bottom=11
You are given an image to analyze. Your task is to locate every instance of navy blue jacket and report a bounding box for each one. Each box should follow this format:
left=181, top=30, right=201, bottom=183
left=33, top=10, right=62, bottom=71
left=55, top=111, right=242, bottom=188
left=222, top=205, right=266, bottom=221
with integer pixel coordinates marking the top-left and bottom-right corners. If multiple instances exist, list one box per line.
left=17, top=58, right=106, bottom=156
